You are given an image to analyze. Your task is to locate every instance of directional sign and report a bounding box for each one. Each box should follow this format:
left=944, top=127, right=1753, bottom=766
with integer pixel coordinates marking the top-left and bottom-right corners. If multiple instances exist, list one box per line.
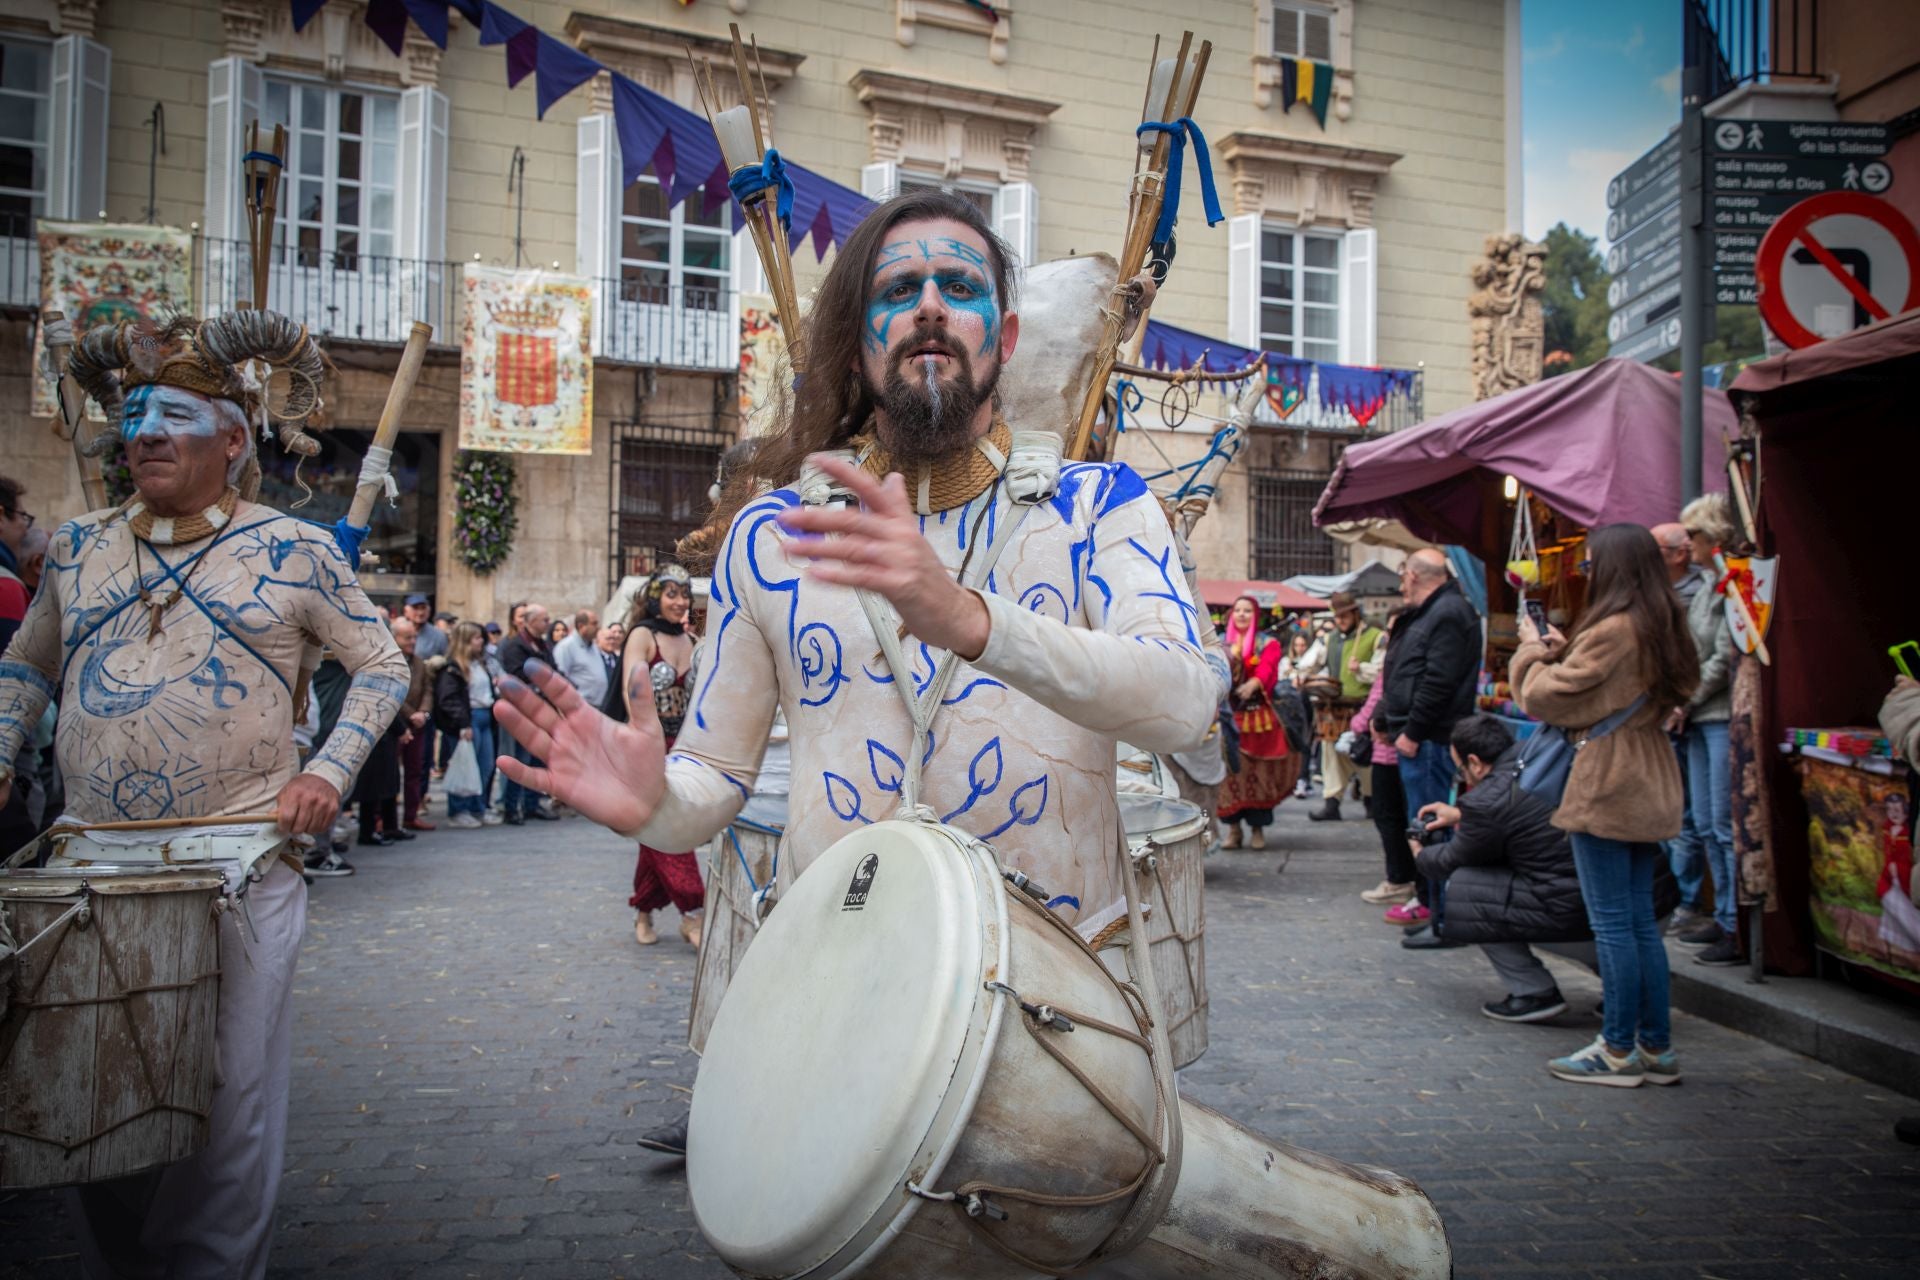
left=1605, top=199, right=1682, bottom=274
left=1711, top=193, right=1848, bottom=230
left=1606, top=275, right=1682, bottom=344
left=1609, top=315, right=1683, bottom=363
left=1712, top=155, right=1896, bottom=199
left=1755, top=191, right=1920, bottom=348
left=1607, top=131, right=1682, bottom=210
left=1714, top=230, right=1762, bottom=269
left=1709, top=118, right=1890, bottom=159
left=1715, top=270, right=1757, bottom=306
left=1606, top=172, right=1680, bottom=241
left=1607, top=234, right=1682, bottom=309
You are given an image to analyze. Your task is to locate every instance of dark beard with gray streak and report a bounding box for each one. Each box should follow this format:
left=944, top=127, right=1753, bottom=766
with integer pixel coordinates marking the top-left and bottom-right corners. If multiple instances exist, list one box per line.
left=865, top=327, right=1001, bottom=466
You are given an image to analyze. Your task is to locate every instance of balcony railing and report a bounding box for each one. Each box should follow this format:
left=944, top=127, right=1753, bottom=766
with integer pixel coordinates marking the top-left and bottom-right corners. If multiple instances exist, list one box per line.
left=596, top=278, right=738, bottom=372
left=197, top=237, right=460, bottom=347
left=0, top=210, right=37, bottom=310
left=1246, top=365, right=1425, bottom=435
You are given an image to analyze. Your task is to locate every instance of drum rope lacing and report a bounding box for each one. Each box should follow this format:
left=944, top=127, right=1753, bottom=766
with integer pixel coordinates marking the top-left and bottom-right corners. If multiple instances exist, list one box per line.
left=905, top=873, right=1172, bottom=1278
left=0, top=885, right=221, bottom=1153
left=1082, top=849, right=1206, bottom=1038
left=722, top=825, right=777, bottom=924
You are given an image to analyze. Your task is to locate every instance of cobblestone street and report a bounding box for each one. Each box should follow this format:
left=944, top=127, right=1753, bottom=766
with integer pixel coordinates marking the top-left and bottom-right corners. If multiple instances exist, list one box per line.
left=4, top=803, right=1917, bottom=1278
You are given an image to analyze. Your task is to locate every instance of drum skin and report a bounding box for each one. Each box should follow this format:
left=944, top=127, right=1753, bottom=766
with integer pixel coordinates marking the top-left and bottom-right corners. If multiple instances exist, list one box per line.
left=1119, top=795, right=1210, bottom=1069
left=0, top=868, right=223, bottom=1190
left=689, top=821, right=1162, bottom=1279
left=689, top=794, right=786, bottom=1055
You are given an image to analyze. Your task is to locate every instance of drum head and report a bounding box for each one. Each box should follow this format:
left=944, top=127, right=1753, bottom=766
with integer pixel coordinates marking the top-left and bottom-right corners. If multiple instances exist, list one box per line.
left=688, top=820, right=997, bottom=1277
left=1118, top=794, right=1208, bottom=847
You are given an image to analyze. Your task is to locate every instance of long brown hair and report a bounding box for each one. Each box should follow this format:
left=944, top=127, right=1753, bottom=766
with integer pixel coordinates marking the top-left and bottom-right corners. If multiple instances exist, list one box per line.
left=1569, top=523, right=1699, bottom=709
left=448, top=620, right=484, bottom=680
left=679, top=188, right=1017, bottom=569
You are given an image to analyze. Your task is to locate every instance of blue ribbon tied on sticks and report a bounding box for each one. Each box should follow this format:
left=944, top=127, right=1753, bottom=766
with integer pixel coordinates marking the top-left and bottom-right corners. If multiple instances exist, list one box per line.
left=1135, top=118, right=1225, bottom=245
left=727, top=148, right=795, bottom=233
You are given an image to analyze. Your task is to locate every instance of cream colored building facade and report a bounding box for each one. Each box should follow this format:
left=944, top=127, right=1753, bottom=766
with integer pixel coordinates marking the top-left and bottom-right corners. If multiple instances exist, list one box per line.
left=0, top=0, right=1516, bottom=618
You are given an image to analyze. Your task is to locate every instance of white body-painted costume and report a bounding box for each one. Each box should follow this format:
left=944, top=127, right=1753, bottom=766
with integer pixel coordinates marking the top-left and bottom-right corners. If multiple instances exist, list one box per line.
left=635, top=459, right=1217, bottom=934
left=0, top=504, right=407, bottom=1280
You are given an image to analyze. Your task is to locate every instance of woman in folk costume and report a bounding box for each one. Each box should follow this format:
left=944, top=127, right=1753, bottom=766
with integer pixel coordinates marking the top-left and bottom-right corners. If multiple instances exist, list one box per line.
left=1218, top=594, right=1300, bottom=849
left=614, top=565, right=704, bottom=947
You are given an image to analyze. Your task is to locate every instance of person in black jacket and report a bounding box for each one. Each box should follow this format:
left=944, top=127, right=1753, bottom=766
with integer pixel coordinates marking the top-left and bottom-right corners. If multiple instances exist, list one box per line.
left=1378, top=550, right=1481, bottom=847
left=495, top=603, right=559, bottom=824
left=1413, top=715, right=1591, bottom=1023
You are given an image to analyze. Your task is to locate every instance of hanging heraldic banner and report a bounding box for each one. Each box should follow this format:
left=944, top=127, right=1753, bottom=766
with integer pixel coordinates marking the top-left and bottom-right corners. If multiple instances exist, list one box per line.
left=34, top=221, right=194, bottom=419
left=459, top=265, right=595, bottom=455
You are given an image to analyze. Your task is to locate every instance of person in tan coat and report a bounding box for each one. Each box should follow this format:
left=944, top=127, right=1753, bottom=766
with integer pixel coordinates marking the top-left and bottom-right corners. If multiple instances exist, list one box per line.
left=1514, top=524, right=1699, bottom=1087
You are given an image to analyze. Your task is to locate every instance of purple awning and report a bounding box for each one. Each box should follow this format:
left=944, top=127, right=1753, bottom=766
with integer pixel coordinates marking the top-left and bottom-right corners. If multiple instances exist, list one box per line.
left=1313, top=358, right=1733, bottom=550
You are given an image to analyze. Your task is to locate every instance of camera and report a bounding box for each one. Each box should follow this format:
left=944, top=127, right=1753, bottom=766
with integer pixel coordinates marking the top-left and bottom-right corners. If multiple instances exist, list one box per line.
left=1405, top=818, right=1444, bottom=847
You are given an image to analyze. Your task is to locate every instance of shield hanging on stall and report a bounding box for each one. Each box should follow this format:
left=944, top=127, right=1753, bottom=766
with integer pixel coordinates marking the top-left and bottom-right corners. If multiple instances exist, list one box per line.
left=1721, top=555, right=1778, bottom=656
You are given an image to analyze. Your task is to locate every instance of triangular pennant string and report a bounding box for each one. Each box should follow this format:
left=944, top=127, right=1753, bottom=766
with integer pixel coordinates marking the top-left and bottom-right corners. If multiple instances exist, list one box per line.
left=533, top=30, right=603, bottom=118
left=403, top=0, right=451, bottom=49
left=364, top=0, right=410, bottom=56
left=291, top=0, right=330, bottom=31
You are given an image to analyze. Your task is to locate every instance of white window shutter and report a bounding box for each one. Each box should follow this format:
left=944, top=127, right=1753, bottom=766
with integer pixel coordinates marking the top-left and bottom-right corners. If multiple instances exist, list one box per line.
left=1255, top=4, right=1275, bottom=57
left=576, top=113, right=618, bottom=357
left=861, top=162, right=898, bottom=202
left=732, top=226, right=767, bottom=297
left=994, top=180, right=1037, bottom=269
left=397, top=86, right=449, bottom=261
left=1227, top=212, right=1261, bottom=349
left=204, top=57, right=263, bottom=243
left=1339, top=227, right=1376, bottom=365
left=48, top=36, right=110, bottom=223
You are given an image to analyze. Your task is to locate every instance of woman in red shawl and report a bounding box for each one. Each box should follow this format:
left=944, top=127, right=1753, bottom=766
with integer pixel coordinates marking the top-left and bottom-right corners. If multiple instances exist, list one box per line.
left=1217, top=595, right=1302, bottom=849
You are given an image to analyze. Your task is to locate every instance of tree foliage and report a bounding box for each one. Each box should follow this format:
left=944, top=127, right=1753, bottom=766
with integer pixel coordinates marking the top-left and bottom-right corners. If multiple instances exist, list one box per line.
left=1539, top=223, right=1612, bottom=376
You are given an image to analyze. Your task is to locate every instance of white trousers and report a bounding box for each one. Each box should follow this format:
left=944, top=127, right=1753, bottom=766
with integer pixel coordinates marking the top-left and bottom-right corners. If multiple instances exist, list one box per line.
left=1320, top=739, right=1372, bottom=800
left=69, top=860, right=307, bottom=1280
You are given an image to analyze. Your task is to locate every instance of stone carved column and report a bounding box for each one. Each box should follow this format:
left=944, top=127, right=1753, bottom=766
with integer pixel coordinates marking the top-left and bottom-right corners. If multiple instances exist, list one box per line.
left=1467, top=232, right=1547, bottom=401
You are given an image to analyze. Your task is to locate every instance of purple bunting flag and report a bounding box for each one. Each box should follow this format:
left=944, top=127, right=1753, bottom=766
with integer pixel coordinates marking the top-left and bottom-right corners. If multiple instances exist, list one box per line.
left=533, top=31, right=602, bottom=118
left=291, top=0, right=330, bottom=30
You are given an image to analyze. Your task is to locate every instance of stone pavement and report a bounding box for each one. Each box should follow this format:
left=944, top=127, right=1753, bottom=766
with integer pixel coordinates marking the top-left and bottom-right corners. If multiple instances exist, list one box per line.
left=4, top=802, right=1918, bottom=1279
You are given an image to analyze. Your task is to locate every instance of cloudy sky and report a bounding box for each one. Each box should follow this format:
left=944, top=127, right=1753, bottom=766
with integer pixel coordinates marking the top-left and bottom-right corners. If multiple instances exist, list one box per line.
left=1522, top=0, right=1681, bottom=244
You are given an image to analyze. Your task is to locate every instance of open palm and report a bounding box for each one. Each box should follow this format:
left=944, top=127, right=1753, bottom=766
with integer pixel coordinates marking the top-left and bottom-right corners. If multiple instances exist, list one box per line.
left=493, top=662, right=666, bottom=835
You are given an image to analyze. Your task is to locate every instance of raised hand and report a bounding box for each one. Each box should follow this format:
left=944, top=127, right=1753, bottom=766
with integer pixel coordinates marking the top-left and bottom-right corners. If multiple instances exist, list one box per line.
left=775, top=453, right=991, bottom=659
left=493, top=658, right=667, bottom=836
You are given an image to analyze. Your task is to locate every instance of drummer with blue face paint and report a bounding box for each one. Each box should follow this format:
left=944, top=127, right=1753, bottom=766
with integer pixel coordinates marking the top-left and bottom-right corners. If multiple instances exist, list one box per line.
left=494, top=189, right=1218, bottom=1158
left=0, top=314, right=407, bottom=1279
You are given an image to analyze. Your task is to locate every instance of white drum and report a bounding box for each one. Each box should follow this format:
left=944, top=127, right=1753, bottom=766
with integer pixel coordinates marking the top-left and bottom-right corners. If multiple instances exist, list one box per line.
left=0, top=865, right=224, bottom=1190
left=688, top=820, right=1452, bottom=1279
left=689, top=793, right=786, bottom=1054
left=691, top=819, right=1168, bottom=1278
left=1118, top=795, right=1210, bottom=1070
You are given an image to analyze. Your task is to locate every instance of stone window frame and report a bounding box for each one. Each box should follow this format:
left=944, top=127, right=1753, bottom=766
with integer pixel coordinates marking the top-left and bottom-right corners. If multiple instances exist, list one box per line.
left=1252, top=0, right=1356, bottom=123
left=563, top=11, right=803, bottom=121
left=220, top=0, right=443, bottom=88
left=895, top=0, right=1011, bottom=67
left=1217, top=130, right=1399, bottom=230
left=850, top=67, right=1056, bottom=186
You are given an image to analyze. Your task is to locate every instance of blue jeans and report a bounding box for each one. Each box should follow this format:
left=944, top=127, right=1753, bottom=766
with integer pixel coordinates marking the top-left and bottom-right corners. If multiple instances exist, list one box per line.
left=1687, top=720, right=1737, bottom=932
left=500, top=728, right=545, bottom=817
left=1664, top=729, right=1705, bottom=909
left=449, top=712, right=496, bottom=818
left=1570, top=833, right=1672, bottom=1053
left=1400, top=737, right=1455, bottom=918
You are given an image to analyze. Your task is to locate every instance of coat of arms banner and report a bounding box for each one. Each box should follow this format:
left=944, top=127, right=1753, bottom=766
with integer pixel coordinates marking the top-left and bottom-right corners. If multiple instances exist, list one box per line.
left=34, top=221, right=194, bottom=419
left=459, top=265, right=594, bottom=454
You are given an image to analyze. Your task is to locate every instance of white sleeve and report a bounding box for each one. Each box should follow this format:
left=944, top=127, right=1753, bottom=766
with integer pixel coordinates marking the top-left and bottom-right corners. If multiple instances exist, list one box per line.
left=628, top=507, right=781, bottom=849
left=969, top=475, right=1218, bottom=752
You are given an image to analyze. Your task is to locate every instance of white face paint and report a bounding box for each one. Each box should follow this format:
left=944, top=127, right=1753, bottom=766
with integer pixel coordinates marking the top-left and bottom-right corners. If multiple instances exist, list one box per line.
left=124, top=385, right=225, bottom=442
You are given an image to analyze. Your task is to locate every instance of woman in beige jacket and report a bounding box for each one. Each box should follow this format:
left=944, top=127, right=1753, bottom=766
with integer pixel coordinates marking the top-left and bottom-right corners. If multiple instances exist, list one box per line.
left=1514, top=524, right=1699, bottom=1087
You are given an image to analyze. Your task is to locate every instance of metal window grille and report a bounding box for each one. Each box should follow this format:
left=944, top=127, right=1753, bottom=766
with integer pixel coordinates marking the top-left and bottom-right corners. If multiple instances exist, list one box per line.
left=608, top=422, right=729, bottom=599
left=1249, top=469, right=1337, bottom=581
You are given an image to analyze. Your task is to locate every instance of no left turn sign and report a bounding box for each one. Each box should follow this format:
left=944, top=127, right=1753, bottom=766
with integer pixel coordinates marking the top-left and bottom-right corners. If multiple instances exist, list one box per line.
left=1755, top=191, right=1920, bottom=348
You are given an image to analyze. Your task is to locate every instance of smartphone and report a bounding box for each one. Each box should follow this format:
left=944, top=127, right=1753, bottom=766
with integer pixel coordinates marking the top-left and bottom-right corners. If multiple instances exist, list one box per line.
left=1522, top=598, right=1550, bottom=636
left=1893, top=641, right=1919, bottom=680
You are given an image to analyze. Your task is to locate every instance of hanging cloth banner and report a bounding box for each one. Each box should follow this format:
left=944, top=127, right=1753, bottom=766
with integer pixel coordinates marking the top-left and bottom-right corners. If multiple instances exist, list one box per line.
left=33, top=221, right=193, bottom=420
left=1264, top=358, right=1310, bottom=420
left=1277, top=57, right=1334, bottom=129
left=459, top=265, right=594, bottom=455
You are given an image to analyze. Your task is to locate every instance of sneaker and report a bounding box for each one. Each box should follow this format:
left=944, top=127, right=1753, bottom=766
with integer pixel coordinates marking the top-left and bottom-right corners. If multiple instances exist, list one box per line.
left=504, top=811, right=525, bottom=826
left=1548, top=1035, right=1644, bottom=1087
left=526, top=805, right=561, bottom=822
left=1675, top=920, right=1725, bottom=948
left=1694, top=936, right=1742, bottom=966
left=447, top=813, right=482, bottom=829
left=481, top=811, right=504, bottom=826
left=1665, top=904, right=1704, bottom=935
left=1383, top=902, right=1430, bottom=926
left=1637, top=1043, right=1683, bottom=1085
left=1360, top=880, right=1416, bottom=905
left=1483, top=990, right=1569, bottom=1023
left=307, top=850, right=356, bottom=877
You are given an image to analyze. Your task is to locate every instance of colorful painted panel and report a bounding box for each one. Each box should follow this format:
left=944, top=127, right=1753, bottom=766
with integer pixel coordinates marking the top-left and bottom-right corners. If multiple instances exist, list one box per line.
left=458, top=266, right=594, bottom=455
left=737, top=295, right=787, bottom=439
left=1799, top=754, right=1920, bottom=984
left=33, top=221, right=194, bottom=419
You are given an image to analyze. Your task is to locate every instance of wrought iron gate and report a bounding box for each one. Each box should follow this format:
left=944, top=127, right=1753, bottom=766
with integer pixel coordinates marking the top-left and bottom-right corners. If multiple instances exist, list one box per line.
left=608, top=422, right=729, bottom=598
left=1249, top=469, right=1337, bottom=581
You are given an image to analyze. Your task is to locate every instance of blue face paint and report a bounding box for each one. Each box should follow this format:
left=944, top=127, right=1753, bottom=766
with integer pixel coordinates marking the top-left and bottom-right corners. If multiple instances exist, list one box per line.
left=123, top=385, right=224, bottom=443
left=864, top=235, right=1002, bottom=358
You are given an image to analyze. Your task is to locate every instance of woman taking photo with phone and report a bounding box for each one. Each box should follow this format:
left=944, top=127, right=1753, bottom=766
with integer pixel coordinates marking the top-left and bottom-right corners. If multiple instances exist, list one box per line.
left=1514, top=524, right=1698, bottom=1087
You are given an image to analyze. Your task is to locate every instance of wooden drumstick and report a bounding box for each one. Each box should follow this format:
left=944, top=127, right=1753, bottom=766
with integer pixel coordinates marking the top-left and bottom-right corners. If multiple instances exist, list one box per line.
left=47, top=812, right=284, bottom=835
left=43, top=309, right=108, bottom=511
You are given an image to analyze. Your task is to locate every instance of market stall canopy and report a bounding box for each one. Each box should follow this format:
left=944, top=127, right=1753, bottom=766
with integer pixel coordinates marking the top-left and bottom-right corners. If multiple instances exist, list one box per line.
left=1730, top=308, right=1920, bottom=398
left=1322, top=518, right=1429, bottom=552
left=1198, top=578, right=1328, bottom=612
left=1282, top=561, right=1403, bottom=600
left=1313, top=358, right=1732, bottom=552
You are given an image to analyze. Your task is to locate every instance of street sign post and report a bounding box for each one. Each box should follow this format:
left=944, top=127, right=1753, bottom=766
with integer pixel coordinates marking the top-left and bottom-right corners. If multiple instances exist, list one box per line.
left=1607, top=234, right=1683, bottom=308
left=1712, top=154, right=1896, bottom=198
left=1606, top=169, right=1681, bottom=241
left=1754, top=191, right=1920, bottom=348
left=1609, top=315, right=1684, bottom=363
left=1708, top=119, right=1890, bottom=159
left=1606, top=199, right=1683, bottom=274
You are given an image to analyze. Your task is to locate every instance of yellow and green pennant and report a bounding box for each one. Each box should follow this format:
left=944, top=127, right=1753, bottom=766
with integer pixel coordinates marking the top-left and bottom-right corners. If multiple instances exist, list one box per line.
left=1277, top=56, right=1334, bottom=129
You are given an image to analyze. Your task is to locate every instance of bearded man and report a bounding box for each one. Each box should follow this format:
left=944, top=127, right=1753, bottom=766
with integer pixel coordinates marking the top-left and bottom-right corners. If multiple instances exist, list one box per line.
left=495, top=189, right=1217, bottom=1154
left=0, top=313, right=408, bottom=1278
